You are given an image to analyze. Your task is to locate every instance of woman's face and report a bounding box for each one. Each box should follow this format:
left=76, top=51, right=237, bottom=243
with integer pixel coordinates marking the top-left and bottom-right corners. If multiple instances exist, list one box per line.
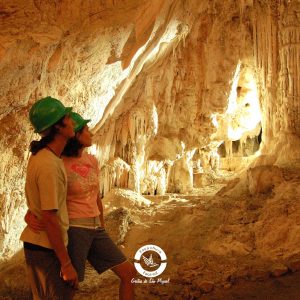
left=60, top=114, right=75, bottom=138
left=76, top=125, right=92, bottom=147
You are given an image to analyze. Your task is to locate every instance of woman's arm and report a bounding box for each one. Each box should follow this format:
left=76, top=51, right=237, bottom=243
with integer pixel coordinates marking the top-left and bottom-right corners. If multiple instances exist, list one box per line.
left=97, top=193, right=105, bottom=228
left=24, top=210, right=45, bottom=233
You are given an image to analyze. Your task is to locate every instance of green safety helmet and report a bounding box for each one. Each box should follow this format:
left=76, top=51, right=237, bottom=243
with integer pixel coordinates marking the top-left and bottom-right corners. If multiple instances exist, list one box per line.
left=70, top=112, right=91, bottom=132
left=29, top=96, right=72, bottom=133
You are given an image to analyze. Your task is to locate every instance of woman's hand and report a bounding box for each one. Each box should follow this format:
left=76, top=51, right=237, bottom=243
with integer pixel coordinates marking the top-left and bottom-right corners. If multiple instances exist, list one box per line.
left=100, top=213, right=105, bottom=228
left=25, top=210, right=45, bottom=233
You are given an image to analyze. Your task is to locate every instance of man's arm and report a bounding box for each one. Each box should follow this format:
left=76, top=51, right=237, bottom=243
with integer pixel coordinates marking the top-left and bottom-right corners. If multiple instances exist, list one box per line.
left=41, top=210, right=78, bottom=287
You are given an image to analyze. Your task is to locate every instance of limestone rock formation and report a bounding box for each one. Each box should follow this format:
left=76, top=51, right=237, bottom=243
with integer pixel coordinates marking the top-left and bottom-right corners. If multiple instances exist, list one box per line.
left=0, top=0, right=300, bottom=299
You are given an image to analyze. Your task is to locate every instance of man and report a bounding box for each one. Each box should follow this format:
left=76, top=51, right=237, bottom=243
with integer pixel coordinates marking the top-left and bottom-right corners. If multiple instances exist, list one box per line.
left=20, top=96, right=78, bottom=299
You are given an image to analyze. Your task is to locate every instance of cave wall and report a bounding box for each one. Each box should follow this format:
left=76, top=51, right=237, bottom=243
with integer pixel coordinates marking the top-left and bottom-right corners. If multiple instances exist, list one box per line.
left=94, top=0, right=300, bottom=196
left=0, top=0, right=173, bottom=259
left=93, top=0, right=257, bottom=195
left=253, top=0, right=300, bottom=164
left=0, top=0, right=299, bottom=260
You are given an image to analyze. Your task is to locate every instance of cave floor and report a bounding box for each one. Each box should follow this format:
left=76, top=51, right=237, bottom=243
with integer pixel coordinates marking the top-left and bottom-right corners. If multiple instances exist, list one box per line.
left=2, top=266, right=299, bottom=299
left=74, top=167, right=300, bottom=300
left=202, top=271, right=300, bottom=300
left=73, top=268, right=300, bottom=300
left=1, top=168, right=300, bottom=300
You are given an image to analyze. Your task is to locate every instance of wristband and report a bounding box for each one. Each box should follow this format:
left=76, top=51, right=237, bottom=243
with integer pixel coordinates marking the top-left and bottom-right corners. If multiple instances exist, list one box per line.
left=61, top=259, right=71, bottom=270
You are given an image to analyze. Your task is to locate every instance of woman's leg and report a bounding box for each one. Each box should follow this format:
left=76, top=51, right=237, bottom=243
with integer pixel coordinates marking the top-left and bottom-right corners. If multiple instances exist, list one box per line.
left=111, top=261, right=136, bottom=300
left=87, top=228, right=136, bottom=300
left=67, top=227, right=94, bottom=282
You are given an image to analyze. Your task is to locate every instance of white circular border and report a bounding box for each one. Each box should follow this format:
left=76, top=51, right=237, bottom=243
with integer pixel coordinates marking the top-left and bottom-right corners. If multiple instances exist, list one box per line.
left=134, top=244, right=167, bottom=278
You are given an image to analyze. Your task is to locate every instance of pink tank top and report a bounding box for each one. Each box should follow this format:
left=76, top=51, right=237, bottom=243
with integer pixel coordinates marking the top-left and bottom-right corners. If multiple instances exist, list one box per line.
left=63, top=152, right=100, bottom=219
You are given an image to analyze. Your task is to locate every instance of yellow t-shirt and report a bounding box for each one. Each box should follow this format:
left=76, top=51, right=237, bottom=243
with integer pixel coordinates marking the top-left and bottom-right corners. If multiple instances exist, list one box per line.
left=20, top=148, right=69, bottom=248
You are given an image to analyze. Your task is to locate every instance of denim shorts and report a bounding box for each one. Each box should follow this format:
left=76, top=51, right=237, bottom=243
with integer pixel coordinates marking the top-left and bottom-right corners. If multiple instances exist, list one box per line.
left=24, top=243, right=75, bottom=299
left=67, top=226, right=127, bottom=282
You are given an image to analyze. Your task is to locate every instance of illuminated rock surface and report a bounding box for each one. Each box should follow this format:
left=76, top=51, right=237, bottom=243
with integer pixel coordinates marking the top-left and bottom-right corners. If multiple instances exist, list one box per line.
left=0, top=0, right=300, bottom=299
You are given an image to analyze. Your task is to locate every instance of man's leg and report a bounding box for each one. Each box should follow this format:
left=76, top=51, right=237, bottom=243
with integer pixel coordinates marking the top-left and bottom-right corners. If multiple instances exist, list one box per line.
left=24, top=247, right=75, bottom=300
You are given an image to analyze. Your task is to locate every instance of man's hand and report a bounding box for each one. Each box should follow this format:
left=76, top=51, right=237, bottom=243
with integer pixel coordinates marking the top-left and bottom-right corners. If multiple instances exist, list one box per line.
left=41, top=210, right=78, bottom=289
left=61, top=261, right=78, bottom=288
left=25, top=210, right=45, bottom=233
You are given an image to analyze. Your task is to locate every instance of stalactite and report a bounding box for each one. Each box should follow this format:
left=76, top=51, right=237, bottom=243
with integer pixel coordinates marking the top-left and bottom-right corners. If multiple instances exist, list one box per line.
left=121, top=113, right=129, bottom=147
left=128, top=112, right=135, bottom=142
left=239, top=0, right=245, bottom=23
left=253, top=0, right=281, bottom=144
left=253, top=7, right=258, bottom=68
left=100, top=158, right=130, bottom=197
left=115, top=118, right=122, bottom=144
left=141, top=160, right=168, bottom=195
left=279, top=1, right=300, bottom=135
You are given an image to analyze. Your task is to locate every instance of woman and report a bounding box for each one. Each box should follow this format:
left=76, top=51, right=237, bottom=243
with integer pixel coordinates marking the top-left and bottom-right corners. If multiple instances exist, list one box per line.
left=21, top=96, right=78, bottom=300
left=27, top=112, right=136, bottom=300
